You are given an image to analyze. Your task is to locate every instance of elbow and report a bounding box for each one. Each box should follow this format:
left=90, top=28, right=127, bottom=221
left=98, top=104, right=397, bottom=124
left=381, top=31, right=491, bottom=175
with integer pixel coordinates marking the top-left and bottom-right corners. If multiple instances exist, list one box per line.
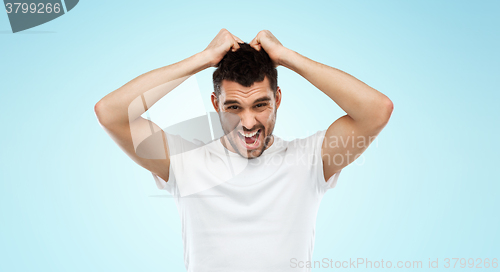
left=373, top=97, right=394, bottom=127
left=383, top=97, right=394, bottom=121
left=94, top=99, right=111, bottom=127
left=94, top=100, right=102, bottom=117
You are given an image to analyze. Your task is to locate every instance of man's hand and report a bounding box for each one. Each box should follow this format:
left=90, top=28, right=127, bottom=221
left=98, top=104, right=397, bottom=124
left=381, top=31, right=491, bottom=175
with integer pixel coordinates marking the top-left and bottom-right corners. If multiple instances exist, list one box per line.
left=203, top=28, right=244, bottom=67
left=271, top=35, right=393, bottom=181
left=95, top=30, right=226, bottom=184
left=249, top=30, right=287, bottom=67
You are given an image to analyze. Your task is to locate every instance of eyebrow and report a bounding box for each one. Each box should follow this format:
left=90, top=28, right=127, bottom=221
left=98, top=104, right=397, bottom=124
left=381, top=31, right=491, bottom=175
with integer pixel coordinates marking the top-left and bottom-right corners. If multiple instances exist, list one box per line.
left=223, top=96, right=272, bottom=106
left=253, top=96, right=272, bottom=104
left=223, top=100, right=240, bottom=106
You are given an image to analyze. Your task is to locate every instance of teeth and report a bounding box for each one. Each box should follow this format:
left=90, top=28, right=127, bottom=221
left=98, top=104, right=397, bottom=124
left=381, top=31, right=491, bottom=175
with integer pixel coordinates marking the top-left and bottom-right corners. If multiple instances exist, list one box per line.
left=239, top=129, right=259, bottom=138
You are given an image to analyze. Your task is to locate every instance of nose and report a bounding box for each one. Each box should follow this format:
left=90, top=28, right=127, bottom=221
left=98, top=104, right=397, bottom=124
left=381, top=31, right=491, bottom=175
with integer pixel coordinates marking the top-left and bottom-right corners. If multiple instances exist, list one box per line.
left=239, top=110, right=258, bottom=131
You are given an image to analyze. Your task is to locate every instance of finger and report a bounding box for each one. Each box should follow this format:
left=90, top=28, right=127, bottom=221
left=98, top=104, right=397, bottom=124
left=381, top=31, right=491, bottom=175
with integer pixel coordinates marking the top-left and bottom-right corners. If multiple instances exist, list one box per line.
left=232, top=34, right=244, bottom=44
left=249, top=36, right=260, bottom=51
left=249, top=36, right=257, bottom=46
left=231, top=40, right=240, bottom=52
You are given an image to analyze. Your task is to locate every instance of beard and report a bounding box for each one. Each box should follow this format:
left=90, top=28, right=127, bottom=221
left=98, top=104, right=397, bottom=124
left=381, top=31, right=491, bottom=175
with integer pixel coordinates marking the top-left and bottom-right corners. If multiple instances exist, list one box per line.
left=228, top=126, right=274, bottom=159
left=219, top=110, right=277, bottom=159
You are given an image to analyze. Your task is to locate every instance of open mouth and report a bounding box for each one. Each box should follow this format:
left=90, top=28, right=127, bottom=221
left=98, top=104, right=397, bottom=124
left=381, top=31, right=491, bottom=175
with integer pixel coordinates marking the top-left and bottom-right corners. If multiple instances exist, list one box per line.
left=237, top=129, right=262, bottom=150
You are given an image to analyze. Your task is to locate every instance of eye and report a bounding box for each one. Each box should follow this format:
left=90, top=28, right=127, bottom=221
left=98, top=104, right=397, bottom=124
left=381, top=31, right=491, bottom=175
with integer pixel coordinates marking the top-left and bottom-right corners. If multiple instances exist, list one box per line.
left=255, top=103, right=267, bottom=108
left=227, top=105, right=239, bottom=110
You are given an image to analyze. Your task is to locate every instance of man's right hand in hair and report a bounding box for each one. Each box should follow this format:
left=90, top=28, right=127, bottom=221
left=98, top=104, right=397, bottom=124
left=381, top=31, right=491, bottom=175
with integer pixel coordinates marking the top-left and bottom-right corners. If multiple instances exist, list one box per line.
left=203, top=28, right=244, bottom=67
left=95, top=30, right=231, bottom=184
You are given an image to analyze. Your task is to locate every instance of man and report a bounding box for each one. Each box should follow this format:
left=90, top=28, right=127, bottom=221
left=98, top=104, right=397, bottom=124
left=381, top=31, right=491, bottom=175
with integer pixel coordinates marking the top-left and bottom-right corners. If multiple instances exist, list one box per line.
left=95, top=29, right=393, bottom=271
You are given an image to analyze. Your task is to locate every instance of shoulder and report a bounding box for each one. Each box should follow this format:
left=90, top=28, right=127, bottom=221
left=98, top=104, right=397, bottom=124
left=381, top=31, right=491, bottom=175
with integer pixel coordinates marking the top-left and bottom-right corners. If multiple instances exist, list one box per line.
left=164, top=133, right=206, bottom=156
left=286, top=130, right=327, bottom=153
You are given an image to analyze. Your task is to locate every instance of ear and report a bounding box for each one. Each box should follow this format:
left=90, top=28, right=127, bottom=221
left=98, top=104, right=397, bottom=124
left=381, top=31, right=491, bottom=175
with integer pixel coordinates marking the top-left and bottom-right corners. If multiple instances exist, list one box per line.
left=275, top=86, right=282, bottom=110
left=211, top=92, right=220, bottom=113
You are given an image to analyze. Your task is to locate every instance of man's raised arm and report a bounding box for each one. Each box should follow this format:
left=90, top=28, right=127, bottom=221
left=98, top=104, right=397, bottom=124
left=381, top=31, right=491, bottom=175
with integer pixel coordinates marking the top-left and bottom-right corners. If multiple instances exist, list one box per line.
left=250, top=30, right=393, bottom=181
left=94, top=29, right=243, bottom=182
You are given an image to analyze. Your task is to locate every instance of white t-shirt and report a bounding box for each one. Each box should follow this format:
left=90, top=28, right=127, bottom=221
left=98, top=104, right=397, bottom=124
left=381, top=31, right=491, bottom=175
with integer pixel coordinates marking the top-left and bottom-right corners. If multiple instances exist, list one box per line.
left=152, top=130, right=341, bottom=272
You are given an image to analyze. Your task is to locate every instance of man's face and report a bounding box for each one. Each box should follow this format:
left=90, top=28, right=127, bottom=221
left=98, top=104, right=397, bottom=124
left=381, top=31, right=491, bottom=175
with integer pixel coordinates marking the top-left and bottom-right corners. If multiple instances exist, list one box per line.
left=211, top=76, right=281, bottom=159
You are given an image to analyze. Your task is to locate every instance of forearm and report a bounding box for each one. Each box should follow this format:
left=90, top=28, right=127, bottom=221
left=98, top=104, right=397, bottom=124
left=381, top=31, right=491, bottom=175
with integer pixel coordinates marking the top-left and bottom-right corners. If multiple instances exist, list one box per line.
left=95, top=51, right=212, bottom=127
left=279, top=48, right=392, bottom=126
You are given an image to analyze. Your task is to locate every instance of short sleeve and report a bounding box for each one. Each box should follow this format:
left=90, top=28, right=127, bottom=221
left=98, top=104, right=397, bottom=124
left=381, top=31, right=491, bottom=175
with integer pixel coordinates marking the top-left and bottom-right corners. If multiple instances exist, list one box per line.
left=151, top=132, right=202, bottom=194
left=312, top=130, right=342, bottom=191
left=152, top=162, right=175, bottom=191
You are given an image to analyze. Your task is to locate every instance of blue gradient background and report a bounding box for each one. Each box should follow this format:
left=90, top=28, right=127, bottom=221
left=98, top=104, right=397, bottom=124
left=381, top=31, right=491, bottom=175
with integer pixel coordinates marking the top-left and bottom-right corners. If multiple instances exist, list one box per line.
left=1, top=1, right=498, bottom=271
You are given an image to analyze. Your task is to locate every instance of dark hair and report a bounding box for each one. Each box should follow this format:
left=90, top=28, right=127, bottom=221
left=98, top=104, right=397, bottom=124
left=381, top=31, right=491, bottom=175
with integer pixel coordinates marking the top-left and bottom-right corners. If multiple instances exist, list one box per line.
left=213, top=42, right=278, bottom=98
